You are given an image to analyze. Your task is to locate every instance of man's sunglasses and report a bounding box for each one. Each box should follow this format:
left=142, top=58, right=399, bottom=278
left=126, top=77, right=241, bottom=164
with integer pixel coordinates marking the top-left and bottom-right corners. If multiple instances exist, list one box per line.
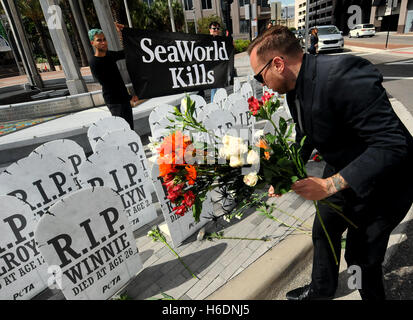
left=254, top=56, right=284, bottom=84
left=210, top=27, right=220, bottom=31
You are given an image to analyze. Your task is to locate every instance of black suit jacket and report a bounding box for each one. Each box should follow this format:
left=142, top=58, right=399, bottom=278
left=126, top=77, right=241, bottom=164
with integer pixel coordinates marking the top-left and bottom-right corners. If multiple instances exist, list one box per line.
left=286, top=54, right=413, bottom=203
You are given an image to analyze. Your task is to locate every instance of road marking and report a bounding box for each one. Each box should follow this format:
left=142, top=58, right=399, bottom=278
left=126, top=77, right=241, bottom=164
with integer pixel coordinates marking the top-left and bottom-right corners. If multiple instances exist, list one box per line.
left=385, top=59, right=413, bottom=65
left=383, top=76, right=413, bottom=80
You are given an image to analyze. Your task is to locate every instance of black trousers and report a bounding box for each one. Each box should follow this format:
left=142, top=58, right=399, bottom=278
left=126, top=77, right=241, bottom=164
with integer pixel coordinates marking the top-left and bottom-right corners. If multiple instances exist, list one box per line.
left=107, top=102, right=134, bottom=130
left=311, top=164, right=412, bottom=300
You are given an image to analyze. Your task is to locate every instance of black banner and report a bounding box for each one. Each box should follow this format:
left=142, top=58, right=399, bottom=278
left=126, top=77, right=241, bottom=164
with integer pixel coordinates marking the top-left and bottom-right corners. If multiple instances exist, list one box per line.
left=122, top=29, right=234, bottom=99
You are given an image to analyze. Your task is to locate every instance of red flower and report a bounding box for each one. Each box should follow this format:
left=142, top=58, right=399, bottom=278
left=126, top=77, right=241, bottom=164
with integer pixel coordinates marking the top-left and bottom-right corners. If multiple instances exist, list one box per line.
left=262, top=91, right=274, bottom=104
left=312, top=153, right=322, bottom=162
left=166, top=183, right=184, bottom=202
left=183, top=190, right=196, bottom=207
left=248, top=96, right=262, bottom=116
left=173, top=205, right=187, bottom=216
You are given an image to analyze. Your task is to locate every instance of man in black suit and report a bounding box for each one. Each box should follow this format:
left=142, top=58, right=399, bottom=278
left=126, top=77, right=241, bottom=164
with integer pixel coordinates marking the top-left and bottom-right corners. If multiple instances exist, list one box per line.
left=248, top=25, right=413, bottom=300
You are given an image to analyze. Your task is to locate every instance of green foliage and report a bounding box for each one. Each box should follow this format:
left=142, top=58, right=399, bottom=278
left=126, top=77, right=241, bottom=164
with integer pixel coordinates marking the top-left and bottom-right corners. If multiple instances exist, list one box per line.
left=128, top=0, right=185, bottom=32
left=196, top=15, right=223, bottom=34
left=233, top=39, right=251, bottom=53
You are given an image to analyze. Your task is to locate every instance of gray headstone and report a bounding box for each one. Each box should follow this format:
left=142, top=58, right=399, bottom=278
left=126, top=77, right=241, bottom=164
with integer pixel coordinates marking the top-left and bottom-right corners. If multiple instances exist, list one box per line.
left=0, top=196, right=49, bottom=300
left=151, top=164, right=211, bottom=247
left=227, top=98, right=255, bottom=128
left=94, top=129, right=150, bottom=180
left=203, top=110, right=236, bottom=138
left=149, top=104, right=176, bottom=142
left=35, top=187, right=143, bottom=300
left=0, top=153, right=80, bottom=221
left=77, top=146, right=156, bottom=231
left=87, top=116, right=131, bottom=152
left=30, top=139, right=87, bottom=186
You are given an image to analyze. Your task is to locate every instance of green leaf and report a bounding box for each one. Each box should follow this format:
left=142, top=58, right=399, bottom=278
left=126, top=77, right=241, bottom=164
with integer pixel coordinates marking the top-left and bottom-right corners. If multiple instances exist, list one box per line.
left=279, top=117, right=287, bottom=136
left=291, top=176, right=299, bottom=183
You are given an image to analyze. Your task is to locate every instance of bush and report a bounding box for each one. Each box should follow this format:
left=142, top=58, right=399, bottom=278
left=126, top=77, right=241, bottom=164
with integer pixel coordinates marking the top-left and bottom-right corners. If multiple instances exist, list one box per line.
left=234, top=39, right=251, bottom=53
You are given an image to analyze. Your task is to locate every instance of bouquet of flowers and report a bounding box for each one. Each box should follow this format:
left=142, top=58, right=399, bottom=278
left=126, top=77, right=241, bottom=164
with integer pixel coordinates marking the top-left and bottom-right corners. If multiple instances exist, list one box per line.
left=156, top=92, right=353, bottom=265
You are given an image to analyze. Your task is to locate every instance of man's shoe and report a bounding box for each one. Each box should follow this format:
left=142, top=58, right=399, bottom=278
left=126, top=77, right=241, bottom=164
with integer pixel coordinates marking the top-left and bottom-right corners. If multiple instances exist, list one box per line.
left=286, top=284, right=334, bottom=300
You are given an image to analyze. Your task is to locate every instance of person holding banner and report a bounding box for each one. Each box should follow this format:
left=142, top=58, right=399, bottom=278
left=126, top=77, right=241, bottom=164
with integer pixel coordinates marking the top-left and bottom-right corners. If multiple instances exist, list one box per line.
left=88, top=23, right=138, bottom=130
left=208, top=21, right=222, bottom=102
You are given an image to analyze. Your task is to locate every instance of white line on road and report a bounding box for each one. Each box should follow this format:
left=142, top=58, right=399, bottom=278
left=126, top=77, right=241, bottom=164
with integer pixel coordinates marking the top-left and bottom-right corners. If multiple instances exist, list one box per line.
left=383, top=76, right=413, bottom=80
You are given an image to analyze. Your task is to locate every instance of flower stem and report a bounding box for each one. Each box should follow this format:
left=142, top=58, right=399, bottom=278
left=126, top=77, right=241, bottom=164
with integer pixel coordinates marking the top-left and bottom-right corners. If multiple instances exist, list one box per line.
left=164, top=241, right=199, bottom=280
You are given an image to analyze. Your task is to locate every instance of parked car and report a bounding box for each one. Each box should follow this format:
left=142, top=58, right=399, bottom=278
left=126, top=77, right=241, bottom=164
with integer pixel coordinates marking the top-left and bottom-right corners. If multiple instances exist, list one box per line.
left=349, top=24, right=375, bottom=38
left=310, top=25, right=344, bottom=53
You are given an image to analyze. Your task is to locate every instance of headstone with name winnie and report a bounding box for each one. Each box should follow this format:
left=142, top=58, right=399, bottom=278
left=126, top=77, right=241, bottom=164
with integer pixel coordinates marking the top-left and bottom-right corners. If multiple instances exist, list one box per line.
left=87, top=116, right=131, bottom=152
left=76, top=146, right=157, bottom=231
left=0, top=196, right=49, bottom=300
left=151, top=164, right=211, bottom=247
left=30, top=139, right=87, bottom=189
left=34, top=187, right=143, bottom=300
left=0, top=153, right=80, bottom=221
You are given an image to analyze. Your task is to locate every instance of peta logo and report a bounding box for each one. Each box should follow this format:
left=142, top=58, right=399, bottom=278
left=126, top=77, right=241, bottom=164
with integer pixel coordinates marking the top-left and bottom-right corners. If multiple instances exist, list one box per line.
left=47, top=5, right=63, bottom=30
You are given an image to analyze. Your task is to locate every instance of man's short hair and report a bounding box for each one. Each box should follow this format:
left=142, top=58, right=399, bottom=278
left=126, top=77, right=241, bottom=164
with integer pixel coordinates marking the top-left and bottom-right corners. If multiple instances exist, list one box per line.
left=248, top=25, right=302, bottom=61
left=209, top=21, right=220, bottom=29
left=88, top=28, right=104, bottom=41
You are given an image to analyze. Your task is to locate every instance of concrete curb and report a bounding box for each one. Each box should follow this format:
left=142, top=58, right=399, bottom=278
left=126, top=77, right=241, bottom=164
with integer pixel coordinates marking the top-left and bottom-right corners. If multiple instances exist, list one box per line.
left=206, top=233, right=313, bottom=300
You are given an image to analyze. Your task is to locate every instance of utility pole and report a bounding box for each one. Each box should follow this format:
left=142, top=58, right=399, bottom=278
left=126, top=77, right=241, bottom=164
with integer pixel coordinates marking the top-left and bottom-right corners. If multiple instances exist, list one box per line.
left=385, top=0, right=395, bottom=49
left=168, top=0, right=176, bottom=32
left=124, top=0, right=132, bottom=28
left=304, top=0, right=310, bottom=53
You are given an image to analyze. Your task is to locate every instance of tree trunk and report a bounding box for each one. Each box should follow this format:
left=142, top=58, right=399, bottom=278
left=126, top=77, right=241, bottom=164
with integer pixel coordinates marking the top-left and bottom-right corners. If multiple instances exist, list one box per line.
left=35, top=20, right=56, bottom=71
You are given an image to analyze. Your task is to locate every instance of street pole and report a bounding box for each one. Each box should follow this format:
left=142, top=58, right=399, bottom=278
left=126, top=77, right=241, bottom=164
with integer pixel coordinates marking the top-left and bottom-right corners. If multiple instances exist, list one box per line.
left=168, top=0, right=176, bottom=32
left=304, top=0, right=310, bottom=53
left=180, top=0, right=189, bottom=33
left=124, top=0, right=132, bottom=28
left=385, top=0, right=394, bottom=49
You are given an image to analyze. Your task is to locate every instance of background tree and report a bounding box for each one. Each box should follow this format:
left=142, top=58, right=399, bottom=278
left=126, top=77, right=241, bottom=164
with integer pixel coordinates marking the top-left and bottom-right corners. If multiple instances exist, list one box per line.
left=17, top=0, right=56, bottom=71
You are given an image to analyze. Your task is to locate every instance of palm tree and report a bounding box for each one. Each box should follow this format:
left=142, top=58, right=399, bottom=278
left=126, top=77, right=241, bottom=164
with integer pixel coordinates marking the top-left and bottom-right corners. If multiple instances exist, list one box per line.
left=17, top=0, right=56, bottom=71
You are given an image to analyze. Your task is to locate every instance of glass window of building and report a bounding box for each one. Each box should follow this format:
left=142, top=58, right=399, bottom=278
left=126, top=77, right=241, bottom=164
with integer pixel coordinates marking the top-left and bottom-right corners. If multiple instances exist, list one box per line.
left=202, top=0, right=212, bottom=9
left=184, top=0, right=193, bottom=10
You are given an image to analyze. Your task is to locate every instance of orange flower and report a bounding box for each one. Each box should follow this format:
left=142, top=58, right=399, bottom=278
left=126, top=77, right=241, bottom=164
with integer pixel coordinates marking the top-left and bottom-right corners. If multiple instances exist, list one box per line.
left=256, top=139, right=269, bottom=150
left=185, top=165, right=197, bottom=185
left=264, top=151, right=270, bottom=160
left=159, top=163, right=177, bottom=177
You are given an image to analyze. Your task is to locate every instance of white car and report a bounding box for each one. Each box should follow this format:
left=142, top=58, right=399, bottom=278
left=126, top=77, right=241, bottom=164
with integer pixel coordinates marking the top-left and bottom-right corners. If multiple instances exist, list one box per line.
left=311, top=25, right=344, bottom=53
left=349, top=24, right=375, bottom=38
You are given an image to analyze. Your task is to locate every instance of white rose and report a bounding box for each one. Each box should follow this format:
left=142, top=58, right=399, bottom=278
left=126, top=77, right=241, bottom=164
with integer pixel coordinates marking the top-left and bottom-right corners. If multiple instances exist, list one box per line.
left=227, top=140, right=248, bottom=157
left=247, top=150, right=260, bottom=165
left=229, top=155, right=244, bottom=167
left=180, top=97, right=189, bottom=112
left=218, top=146, right=231, bottom=160
left=243, top=172, right=259, bottom=187
left=222, top=135, right=231, bottom=146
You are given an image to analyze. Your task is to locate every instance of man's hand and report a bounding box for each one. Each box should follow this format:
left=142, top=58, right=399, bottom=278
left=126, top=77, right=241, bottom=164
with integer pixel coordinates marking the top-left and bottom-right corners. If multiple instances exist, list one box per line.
left=115, top=22, right=125, bottom=32
left=130, top=95, right=139, bottom=107
left=291, top=173, right=349, bottom=200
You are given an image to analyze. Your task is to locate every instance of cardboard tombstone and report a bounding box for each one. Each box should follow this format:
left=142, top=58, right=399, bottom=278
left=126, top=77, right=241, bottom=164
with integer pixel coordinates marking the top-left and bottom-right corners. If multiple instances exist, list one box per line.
left=227, top=98, right=255, bottom=128
left=148, top=104, right=176, bottom=142
left=0, top=196, right=49, bottom=300
left=30, top=139, right=87, bottom=189
left=202, top=109, right=236, bottom=139
left=151, top=164, right=211, bottom=247
left=76, top=146, right=157, bottom=231
left=35, top=187, right=143, bottom=300
left=212, top=88, right=228, bottom=108
left=233, top=78, right=241, bottom=93
left=0, top=153, right=79, bottom=221
left=94, top=129, right=150, bottom=179
left=240, top=82, right=253, bottom=100
left=87, top=116, right=131, bottom=152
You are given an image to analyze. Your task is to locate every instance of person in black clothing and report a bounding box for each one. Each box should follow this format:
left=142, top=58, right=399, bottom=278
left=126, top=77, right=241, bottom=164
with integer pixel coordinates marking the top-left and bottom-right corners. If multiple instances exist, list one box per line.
left=248, top=25, right=413, bottom=300
left=88, top=24, right=138, bottom=130
left=308, top=28, right=318, bottom=55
